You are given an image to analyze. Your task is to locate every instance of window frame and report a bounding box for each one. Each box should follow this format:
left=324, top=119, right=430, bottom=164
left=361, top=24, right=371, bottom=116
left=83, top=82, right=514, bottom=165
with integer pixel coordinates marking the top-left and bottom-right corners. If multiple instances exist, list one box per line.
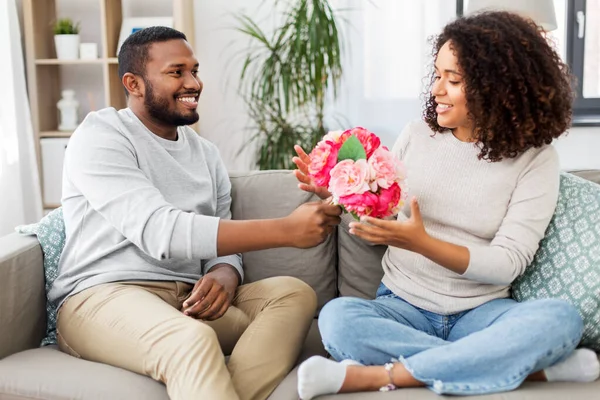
left=567, top=0, right=600, bottom=124
left=456, top=0, right=600, bottom=126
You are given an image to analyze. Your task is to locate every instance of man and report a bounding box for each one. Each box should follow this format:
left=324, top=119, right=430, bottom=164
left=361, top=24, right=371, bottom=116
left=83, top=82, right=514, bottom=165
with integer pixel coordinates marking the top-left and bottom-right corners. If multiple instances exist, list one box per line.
left=49, top=26, right=341, bottom=400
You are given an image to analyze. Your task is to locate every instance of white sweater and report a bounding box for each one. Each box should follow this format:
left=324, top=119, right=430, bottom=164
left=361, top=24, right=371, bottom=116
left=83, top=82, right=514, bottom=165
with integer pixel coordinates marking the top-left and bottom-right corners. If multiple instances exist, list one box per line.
left=49, top=108, right=242, bottom=308
left=381, top=121, right=559, bottom=314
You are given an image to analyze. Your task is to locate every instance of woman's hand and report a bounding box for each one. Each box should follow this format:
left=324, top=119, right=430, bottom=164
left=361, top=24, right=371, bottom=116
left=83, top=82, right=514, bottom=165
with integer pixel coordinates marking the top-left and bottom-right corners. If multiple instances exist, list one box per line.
left=292, top=145, right=332, bottom=200
left=348, top=198, right=428, bottom=251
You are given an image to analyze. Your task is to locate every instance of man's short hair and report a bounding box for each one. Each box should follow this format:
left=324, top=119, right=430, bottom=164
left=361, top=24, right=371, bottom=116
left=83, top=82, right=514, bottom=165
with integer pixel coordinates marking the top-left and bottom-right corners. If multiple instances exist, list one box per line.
left=118, top=26, right=187, bottom=94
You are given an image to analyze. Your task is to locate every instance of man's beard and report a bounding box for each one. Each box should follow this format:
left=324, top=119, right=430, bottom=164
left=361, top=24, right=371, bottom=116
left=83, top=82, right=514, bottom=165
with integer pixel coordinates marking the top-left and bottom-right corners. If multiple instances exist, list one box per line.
left=143, top=79, right=199, bottom=126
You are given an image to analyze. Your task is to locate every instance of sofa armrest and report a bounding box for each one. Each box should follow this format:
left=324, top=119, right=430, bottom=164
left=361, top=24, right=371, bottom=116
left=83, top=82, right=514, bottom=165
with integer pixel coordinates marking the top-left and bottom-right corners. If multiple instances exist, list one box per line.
left=0, top=233, right=46, bottom=359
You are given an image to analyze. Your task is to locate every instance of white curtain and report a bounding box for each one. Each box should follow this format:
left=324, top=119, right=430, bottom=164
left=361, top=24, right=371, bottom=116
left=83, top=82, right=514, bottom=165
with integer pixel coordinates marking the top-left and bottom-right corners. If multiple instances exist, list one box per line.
left=0, top=0, right=42, bottom=236
left=330, top=0, right=457, bottom=148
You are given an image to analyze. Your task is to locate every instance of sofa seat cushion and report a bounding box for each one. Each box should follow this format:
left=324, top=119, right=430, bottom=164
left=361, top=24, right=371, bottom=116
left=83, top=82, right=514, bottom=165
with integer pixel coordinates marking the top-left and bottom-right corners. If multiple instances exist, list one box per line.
left=0, top=346, right=169, bottom=400
left=0, top=320, right=325, bottom=400
left=268, top=373, right=600, bottom=400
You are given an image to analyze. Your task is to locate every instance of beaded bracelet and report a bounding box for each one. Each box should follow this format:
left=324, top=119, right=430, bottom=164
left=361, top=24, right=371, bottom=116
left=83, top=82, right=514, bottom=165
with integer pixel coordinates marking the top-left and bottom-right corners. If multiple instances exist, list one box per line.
left=378, top=362, right=398, bottom=392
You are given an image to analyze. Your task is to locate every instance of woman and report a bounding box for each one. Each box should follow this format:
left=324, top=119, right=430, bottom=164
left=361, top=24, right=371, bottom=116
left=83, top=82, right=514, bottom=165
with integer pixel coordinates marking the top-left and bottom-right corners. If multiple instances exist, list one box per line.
left=292, top=11, right=600, bottom=399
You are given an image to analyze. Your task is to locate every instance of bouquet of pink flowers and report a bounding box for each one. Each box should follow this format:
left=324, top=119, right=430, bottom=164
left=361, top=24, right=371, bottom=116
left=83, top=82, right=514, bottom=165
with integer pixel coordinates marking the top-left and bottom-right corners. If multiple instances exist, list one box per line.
left=307, top=127, right=407, bottom=219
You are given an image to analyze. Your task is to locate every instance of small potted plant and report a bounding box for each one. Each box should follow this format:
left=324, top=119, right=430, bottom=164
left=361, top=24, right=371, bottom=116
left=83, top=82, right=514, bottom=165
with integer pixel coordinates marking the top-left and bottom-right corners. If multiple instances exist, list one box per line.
left=53, top=18, right=80, bottom=60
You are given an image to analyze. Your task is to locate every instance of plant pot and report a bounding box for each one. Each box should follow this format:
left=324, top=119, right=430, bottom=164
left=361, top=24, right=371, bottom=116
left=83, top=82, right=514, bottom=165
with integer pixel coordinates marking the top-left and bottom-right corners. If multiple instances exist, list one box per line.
left=54, top=34, right=80, bottom=60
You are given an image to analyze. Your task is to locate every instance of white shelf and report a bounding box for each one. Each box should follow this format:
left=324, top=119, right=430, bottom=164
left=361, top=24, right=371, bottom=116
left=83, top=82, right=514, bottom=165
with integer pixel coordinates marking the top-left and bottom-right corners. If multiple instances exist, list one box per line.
left=39, top=130, right=73, bottom=138
left=36, top=58, right=106, bottom=65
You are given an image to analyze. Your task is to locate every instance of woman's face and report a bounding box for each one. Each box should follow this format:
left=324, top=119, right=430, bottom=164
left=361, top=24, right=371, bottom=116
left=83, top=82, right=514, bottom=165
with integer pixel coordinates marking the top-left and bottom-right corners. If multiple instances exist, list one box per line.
left=432, top=41, right=472, bottom=137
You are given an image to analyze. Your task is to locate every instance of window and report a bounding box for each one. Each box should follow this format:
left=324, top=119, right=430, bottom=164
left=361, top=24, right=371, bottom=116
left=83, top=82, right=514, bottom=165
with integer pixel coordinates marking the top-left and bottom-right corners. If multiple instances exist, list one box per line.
left=363, top=1, right=456, bottom=100
left=456, top=0, right=600, bottom=126
left=568, top=0, right=600, bottom=123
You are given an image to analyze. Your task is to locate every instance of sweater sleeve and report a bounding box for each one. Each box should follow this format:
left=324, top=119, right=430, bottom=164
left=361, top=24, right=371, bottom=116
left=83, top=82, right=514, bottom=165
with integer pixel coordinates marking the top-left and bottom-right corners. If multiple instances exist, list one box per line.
left=202, top=146, right=244, bottom=281
left=65, top=125, right=220, bottom=262
left=462, top=146, right=560, bottom=285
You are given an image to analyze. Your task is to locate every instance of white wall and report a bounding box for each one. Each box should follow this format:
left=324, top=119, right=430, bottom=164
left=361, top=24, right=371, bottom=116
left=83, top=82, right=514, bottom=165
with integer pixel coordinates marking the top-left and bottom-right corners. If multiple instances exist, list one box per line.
left=555, top=127, right=600, bottom=170
left=193, top=0, right=281, bottom=171
left=25, top=0, right=600, bottom=172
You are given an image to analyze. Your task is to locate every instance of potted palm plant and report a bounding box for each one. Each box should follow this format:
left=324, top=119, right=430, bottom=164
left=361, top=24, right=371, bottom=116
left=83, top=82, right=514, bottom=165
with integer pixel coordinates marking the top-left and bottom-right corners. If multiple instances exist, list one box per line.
left=53, top=18, right=80, bottom=60
left=234, top=0, right=344, bottom=170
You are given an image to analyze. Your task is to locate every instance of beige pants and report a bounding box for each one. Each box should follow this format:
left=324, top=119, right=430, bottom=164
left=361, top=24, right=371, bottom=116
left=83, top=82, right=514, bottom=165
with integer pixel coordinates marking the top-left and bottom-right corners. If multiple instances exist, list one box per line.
left=57, top=276, right=317, bottom=400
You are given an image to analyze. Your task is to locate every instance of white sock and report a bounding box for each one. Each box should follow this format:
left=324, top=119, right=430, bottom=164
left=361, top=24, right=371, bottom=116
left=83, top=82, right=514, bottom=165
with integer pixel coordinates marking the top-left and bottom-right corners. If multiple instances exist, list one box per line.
left=544, top=349, right=600, bottom=382
left=298, top=356, right=348, bottom=400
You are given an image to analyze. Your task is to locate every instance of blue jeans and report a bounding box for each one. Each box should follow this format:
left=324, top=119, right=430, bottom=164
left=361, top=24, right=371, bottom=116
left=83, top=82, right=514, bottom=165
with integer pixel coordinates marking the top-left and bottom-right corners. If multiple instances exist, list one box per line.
left=318, top=283, right=583, bottom=395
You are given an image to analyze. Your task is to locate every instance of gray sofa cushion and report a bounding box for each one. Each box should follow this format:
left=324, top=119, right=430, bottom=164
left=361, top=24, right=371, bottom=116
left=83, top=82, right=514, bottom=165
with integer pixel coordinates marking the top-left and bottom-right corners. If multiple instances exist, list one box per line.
left=0, top=346, right=169, bottom=400
left=0, top=234, right=45, bottom=360
left=337, top=215, right=387, bottom=299
left=570, top=169, right=600, bottom=185
left=229, top=170, right=338, bottom=313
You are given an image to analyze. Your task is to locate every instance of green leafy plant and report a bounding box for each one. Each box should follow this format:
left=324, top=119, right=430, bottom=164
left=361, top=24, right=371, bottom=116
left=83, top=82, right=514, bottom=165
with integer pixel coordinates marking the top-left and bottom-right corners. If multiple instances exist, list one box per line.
left=53, top=18, right=80, bottom=35
left=234, top=0, right=344, bottom=170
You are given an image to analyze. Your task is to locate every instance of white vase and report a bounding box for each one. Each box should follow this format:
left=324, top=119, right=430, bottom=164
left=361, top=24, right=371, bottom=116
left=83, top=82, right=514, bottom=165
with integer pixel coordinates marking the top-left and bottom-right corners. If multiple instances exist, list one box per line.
left=57, top=90, right=79, bottom=131
left=54, top=34, right=80, bottom=60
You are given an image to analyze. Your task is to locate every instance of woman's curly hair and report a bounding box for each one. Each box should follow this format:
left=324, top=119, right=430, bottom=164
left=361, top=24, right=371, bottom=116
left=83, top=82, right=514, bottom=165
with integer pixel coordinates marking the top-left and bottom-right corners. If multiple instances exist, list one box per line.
left=423, top=11, right=574, bottom=162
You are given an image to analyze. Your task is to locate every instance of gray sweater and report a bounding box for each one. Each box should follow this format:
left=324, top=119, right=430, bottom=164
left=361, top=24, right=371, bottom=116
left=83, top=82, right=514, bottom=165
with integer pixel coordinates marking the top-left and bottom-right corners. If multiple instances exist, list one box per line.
left=381, top=121, right=560, bottom=314
left=49, top=108, right=242, bottom=308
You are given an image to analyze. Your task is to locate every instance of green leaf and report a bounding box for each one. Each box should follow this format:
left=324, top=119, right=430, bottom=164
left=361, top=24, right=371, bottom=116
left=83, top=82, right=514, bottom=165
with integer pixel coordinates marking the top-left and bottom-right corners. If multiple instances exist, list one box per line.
left=337, top=135, right=366, bottom=162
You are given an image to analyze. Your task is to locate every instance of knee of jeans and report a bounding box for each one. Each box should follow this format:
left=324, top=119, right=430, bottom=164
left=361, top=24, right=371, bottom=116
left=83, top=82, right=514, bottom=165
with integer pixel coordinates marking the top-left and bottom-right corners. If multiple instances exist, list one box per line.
left=318, top=297, right=365, bottom=346
left=534, top=299, right=584, bottom=339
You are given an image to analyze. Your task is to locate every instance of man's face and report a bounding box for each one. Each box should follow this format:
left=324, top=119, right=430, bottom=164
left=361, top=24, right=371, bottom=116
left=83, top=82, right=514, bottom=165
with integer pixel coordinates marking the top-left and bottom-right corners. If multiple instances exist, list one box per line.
left=142, top=39, right=203, bottom=126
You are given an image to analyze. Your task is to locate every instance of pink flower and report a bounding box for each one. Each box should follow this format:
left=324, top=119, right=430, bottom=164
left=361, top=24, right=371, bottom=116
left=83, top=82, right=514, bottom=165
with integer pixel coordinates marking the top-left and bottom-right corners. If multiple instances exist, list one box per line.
left=308, top=140, right=341, bottom=187
left=328, top=159, right=371, bottom=197
left=323, top=130, right=351, bottom=144
left=373, top=183, right=403, bottom=218
left=339, top=191, right=379, bottom=217
left=307, top=126, right=407, bottom=219
left=368, top=147, right=406, bottom=191
left=346, top=127, right=381, bottom=158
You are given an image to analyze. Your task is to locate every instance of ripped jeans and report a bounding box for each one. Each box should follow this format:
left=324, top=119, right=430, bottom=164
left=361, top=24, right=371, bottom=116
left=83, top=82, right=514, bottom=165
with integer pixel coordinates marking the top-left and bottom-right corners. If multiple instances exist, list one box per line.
left=318, top=283, right=583, bottom=395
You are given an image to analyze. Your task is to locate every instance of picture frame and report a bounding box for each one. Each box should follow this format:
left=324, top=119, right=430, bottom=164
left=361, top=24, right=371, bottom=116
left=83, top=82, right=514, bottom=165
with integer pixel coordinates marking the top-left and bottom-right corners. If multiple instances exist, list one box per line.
left=116, top=17, right=174, bottom=55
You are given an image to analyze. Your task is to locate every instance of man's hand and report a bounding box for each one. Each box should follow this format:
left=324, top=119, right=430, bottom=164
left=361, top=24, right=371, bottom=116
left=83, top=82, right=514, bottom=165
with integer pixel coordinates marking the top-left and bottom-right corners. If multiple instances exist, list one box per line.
left=284, top=200, right=342, bottom=248
left=182, top=264, right=240, bottom=321
left=292, top=145, right=332, bottom=200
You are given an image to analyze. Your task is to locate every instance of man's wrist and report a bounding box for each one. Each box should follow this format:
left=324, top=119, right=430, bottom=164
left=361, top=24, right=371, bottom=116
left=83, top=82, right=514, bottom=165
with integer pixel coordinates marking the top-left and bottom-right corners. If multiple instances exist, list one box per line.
left=267, top=218, right=294, bottom=247
left=206, top=263, right=241, bottom=287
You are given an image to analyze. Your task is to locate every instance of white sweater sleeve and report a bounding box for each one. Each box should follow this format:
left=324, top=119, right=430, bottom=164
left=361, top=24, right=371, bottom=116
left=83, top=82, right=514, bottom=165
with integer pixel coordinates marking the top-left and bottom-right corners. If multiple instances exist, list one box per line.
left=462, top=146, right=560, bottom=285
left=65, top=127, right=221, bottom=262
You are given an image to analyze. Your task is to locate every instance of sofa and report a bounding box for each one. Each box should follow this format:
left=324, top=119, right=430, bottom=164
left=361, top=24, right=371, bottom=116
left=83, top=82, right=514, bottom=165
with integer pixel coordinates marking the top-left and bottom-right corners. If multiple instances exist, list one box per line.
left=1, top=169, right=599, bottom=400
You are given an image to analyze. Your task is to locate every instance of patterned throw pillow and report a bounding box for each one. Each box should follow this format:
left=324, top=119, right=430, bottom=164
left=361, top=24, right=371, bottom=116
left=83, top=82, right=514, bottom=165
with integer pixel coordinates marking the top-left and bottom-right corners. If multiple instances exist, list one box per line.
left=15, top=207, right=64, bottom=346
left=512, top=172, right=600, bottom=350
